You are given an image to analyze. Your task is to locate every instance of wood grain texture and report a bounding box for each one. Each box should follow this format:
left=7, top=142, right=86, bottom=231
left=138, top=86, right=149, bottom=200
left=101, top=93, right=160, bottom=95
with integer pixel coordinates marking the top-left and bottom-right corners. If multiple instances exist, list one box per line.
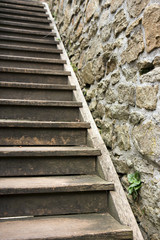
left=0, top=13, right=51, bottom=23
left=0, top=0, right=44, bottom=8
left=0, top=175, right=114, bottom=194
left=0, top=3, right=46, bottom=12
left=0, top=213, right=132, bottom=240
left=0, top=191, right=108, bottom=217
left=0, top=127, right=87, bottom=146
left=0, top=146, right=101, bottom=157
left=0, top=21, right=52, bottom=30
left=0, top=156, right=96, bottom=176
left=0, top=8, right=48, bottom=18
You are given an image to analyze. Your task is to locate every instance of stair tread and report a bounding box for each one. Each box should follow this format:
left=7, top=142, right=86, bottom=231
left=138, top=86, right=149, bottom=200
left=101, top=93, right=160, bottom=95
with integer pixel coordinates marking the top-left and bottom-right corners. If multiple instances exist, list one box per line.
left=0, top=0, right=44, bottom=8
left=0, top=3, right=46, bottom=13
left=0, top=8, right=48, bottom=18
left=0, top=44, right=62, bottom=53
left=0, top=175, right=114, bottom=194
left=0, top=55, right=65, bottom=64
left=0, top=213, right=132, bottom=240
left=0, top=99, right=81, bottom=107
left=0, top=67, right=70, bottom=75
left=0, top=26, right=55, bottom=36
left=0, top=120, right=90, bottom=128
left=0, top=146, right=101, bottom=157
left=0, top=20, right=52, bottom=30
left=0, top=35, right=58, bottom=44
left=0, top=13, right=51, bottom=23
left=0, top=81, right=74, bottom=90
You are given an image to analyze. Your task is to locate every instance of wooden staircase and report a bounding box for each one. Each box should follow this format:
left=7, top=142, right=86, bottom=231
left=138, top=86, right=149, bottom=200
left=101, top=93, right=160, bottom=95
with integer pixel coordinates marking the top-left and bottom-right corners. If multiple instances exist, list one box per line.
left=0, top=0, right=135, bottom=239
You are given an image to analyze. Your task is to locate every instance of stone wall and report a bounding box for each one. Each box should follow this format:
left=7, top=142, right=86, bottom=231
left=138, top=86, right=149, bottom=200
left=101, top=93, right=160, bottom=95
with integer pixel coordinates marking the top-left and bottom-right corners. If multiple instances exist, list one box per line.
left=52, top=1, right=160, bottom=239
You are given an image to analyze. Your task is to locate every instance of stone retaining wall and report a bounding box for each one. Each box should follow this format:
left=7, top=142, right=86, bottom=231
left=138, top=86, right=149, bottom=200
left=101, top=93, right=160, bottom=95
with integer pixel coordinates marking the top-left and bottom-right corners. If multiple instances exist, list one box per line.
left=52, top=1, right=160, bottom=239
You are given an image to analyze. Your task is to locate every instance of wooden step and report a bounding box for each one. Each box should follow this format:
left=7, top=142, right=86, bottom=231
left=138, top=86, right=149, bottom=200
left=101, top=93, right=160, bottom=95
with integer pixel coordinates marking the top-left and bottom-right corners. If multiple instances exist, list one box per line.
left=0, top=175, right=113, bottom=194
left=0, top=67, right=70, bottom=84
left=0, top=3, right=46, bottom=13
left=0, top=176, right=111, bottom=217
left=0, top=8, right=48, bottom=18
left=0, top=146, right=101, bottom=176
left=0, top=55, right=65, bottom=70
left=0, top=35, right=59, bottom=49
left=0, top=120, right=90, bottom=146
left=0, top=82, right=74, bottom=101
left=0, top=35, right=59, bottom=50
left=0, top=146, right=101, bottom=157
left=0, top=44, right=61, bottom=59
left=0, top=100, right=81, bottom=121
left=0, top=20, right=52, bottom=30
left=0, top=213, right=132, bottom=240
left=0, top=0, right=44, bottom=8
left=0, top=13, right=51, bottom=24
left=0, top=27, right=55, bottom=40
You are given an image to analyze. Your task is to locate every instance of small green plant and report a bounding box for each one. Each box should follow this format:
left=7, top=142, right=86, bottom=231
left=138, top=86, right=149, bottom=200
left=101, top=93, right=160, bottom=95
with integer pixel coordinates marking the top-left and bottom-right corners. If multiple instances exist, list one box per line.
left=52, top=12, right=57, bottom=20
left=127, top=171, right=142, bottom=200
left=71, top=63, right=78, bottom=73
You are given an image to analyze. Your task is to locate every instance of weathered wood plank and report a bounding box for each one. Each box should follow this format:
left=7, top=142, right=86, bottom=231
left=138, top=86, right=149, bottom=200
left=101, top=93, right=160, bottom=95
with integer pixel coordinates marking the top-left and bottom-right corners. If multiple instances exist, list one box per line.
left=0, top=3, right=46, bottom=13
left=0, top=213, right=133, bottom=240
left=0, top=0, right=44, bottom=8
left=0, top=127, right=87, bottom=146
left=0, top=146, right=101, bottom=157
left=0, top=156, right=96, bottom=176
left=0, top=175, right=114, bottom=194
left=0, top=105, right=80, bottom=121
left=0, top=13, right=51, bottom=23
left=0, top=192, right=108, bottom=217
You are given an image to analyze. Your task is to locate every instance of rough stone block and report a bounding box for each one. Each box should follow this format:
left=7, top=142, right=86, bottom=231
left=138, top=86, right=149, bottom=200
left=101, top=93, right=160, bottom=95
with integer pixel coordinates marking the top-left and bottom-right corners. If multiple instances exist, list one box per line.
left=127, top=0, right=149, bottom=18
left=133, top=121, right=160, bottom=165
left=136, top=85, right=159, bottom=110
left=142, top=4, right=160, bottom=53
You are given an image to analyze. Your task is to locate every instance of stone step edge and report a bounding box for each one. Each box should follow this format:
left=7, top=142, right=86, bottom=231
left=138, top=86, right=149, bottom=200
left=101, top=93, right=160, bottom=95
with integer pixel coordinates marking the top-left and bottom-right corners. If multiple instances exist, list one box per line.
left=0, top=146, right=101, bottom=157
left=0, top=175, right=114, bottom=195
left=0, top=44, right=62, bottom=53
left=0, top=120, right=90, bottom=129
left=0, top=82, right=75, bottom=90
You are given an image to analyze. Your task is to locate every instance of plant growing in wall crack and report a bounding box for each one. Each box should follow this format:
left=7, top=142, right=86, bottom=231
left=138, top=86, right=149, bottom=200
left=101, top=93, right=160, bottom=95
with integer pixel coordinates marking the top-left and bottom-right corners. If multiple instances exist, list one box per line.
left=127, top=171, right=142, bottom=200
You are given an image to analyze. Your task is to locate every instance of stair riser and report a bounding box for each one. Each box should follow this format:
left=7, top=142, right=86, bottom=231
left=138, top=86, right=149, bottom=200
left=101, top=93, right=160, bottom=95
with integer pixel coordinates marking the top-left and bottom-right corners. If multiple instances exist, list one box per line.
left=0, top=31, right=55, bottom=41
left=0, top=9, right=48, bottom=18
left=0, top=106, right=80, bottom=121
left=0, top=88, right=72, bottom=101
left=0, top=40, right=58, bottom=49
left=0, top=128, right=87, bottom=146
left=0, top=156, right=96, bottom=176
left=0, top=192, right=107, bottom=217
left=0, top=73, right=68, bottom=85
left=0, top=61, right=64, bottom=70
left=0, top=49, right=61, bottom=59
left=0, top=14, right=51, bottom=24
